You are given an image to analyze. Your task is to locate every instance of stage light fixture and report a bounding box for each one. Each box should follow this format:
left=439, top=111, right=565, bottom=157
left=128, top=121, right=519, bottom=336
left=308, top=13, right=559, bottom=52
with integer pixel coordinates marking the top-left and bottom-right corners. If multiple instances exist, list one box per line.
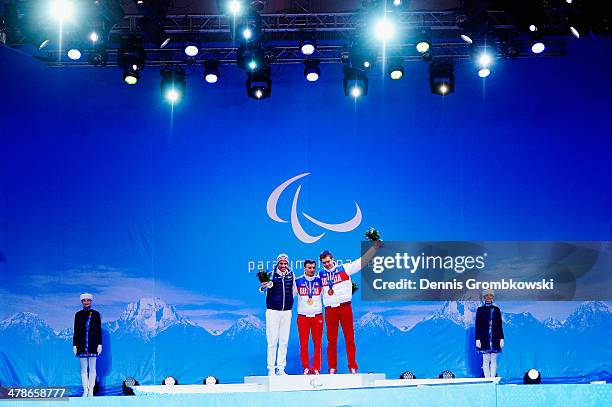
left=343, top=66, right=368, bottom=98
left=429, top=61, right=455, bottom=96
left=237, top=43, right=263, bottom=70
left=415, top=29, right=431, bottom=54
left=531, top=40, right=545, bottom=54
left=138, top=16, right=170, bottom=48
left=246, top=66, right=272, bottom=100
left=476, top=51, right=492, bottom=78
left=387, top=59, right=404, bottom=80
left=89, top=31, right=99, bottom=43
left=49, top=0, right=75, bottom=23
left=161, top=68, right=186, bottom=103
left=300, top=39, right=316, bottom=56
left=203, top=60, right=221, bottom=83
left=162, top=376, right=178, bottom=385
left=227, top=0, right=243, bottom=15
left=439, top=370, right=456, bottom=379
left=400, top=371, right=416, bottom=379
left=304, top=59, right=320, bottom=82
left=529, top=24, right=538, bottom=32
left=184, top=43, right=199, bottom=57
left=204, top=376, right=219, bottom=385
left=374, top=17, right=396, bottom=42
left=118, top=37, right=146, bottom=85
left=122, top=377, right=140, bottom=395
left=67, top=48, right=81, bottom=60
left=393, top=0, right=402, bottom=6
left=523, top=369, right=541, bottom=384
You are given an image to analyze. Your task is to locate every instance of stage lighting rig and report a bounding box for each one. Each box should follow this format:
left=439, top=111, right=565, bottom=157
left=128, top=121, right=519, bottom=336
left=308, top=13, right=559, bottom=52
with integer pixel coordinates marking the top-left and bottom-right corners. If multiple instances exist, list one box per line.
left=429, top=61, right=455, bottom=96
left=246, top=66, right=271, bottom=100
left=304, top=59, right=320, bottom=82
left=122, top=377, right=140, bottom=395
left=523, top=369, right=541, bottom=384
left=343, top=66, right=368, bottom=98
left=400, top=371, right=416, bottom=379
left=204, top=376, right=219, bottom=385
left=439, top=370, right=456, bottom=379
left=161, top=375, right=179, bottom=385
left=387, top=58, right=404, bottom=80
left=203, top=60, right=221, bottom=84
left=160, top=67, right=186, bottom=103
left=118, top=36, right=146, bottom=85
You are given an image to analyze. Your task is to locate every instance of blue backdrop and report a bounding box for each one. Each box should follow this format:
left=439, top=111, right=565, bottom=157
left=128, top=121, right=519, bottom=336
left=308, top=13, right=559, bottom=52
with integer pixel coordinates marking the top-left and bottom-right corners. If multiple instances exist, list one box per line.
left=0, top=36, right=611, bottom=387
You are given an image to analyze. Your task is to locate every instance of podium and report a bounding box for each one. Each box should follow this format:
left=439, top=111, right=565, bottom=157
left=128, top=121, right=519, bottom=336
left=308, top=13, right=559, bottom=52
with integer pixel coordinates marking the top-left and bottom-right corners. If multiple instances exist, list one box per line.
left=244, top=373, right=386, bottom=392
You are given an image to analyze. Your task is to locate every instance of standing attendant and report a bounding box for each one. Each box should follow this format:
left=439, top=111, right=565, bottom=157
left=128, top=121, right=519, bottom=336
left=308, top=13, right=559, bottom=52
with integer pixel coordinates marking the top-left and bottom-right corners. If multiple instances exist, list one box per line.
left=475, top=289, right=505, bottom=378
left=73, top=293, right=102, bottom=397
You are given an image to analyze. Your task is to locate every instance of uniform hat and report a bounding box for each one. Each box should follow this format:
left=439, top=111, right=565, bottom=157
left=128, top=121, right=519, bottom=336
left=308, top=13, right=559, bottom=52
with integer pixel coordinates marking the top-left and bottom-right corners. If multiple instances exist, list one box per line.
left=276, top=253, right=289, bottom=262
left=80, top=293, right=93, bottom=301
left=482, top=289, right=495, bottom=298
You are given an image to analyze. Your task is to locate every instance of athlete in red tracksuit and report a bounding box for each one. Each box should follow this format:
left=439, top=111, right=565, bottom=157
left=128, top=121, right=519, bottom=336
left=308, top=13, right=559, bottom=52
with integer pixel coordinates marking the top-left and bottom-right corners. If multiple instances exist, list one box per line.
left=294, top=259, right=324, bottom=375
left=319, top=241, right=381, bottom=374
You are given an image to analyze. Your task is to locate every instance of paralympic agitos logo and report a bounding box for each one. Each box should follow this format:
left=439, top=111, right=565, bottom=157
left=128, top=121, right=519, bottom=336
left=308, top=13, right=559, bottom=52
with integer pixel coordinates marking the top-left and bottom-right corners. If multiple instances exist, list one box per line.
left=266, top=173, right=362, bottom=244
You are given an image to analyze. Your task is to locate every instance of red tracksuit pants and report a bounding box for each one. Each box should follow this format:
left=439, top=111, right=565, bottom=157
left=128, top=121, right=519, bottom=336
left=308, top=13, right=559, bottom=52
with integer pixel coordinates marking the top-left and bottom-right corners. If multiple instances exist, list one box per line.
left=325, top=302, right=357, bottom=370
left=297, top=314, right=324, bottom=371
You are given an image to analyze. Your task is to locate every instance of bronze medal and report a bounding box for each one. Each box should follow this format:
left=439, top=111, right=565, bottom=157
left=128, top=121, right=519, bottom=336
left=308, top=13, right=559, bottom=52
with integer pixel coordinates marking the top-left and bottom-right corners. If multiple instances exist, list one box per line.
left=328, top=288, right=334, bottom=296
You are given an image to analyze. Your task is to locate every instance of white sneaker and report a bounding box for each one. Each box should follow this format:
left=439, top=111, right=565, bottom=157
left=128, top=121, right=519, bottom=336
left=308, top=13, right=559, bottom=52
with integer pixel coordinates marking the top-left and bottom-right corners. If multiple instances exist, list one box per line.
left=268, top=369, right=276, bottom=376
left=276, top=369, right=287, bottom=376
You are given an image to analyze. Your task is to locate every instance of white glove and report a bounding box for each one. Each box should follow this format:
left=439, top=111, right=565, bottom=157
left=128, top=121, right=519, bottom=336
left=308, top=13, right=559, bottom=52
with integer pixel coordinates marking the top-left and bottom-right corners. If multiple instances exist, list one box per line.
left=73, top=346, right=77, bottom=356
left=97, top=345, right=102, bottom=355
left=500, top=339, right=504, bottom=348
left=476, top=339, right=481, bottom=348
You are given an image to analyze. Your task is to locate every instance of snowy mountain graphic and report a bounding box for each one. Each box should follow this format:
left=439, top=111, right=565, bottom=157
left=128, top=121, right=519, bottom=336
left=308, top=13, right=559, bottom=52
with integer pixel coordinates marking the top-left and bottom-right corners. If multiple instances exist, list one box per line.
left=104, top=297, right=197, bottom=340
left=0, top=300, right=610, bottom=386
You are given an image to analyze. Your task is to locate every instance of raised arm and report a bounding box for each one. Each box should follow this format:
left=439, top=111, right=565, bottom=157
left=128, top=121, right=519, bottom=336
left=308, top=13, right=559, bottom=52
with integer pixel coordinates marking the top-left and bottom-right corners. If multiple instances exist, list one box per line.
left=346, top=240, right=382, bottom=275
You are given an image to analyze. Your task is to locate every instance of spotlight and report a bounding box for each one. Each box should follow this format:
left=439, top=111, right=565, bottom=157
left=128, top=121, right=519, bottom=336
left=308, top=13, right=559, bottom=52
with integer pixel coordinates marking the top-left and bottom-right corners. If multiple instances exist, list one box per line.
left=569, top=26, right=580, bottom=38
left=184, top=44, right=199, bottom=57
left=240, top=26, right=253, bottom=41
left=67, top=48, right=81, bottom=60
left=387, top=59, right=404, bottom=80
left=523, top=369, right=541, bottom=384
left=49, top=0, right=75, bottom=23
left=439, top=370, right=456, bottom=379
left=429, top=61, right=455, bottom=96
left=400, top=371, right=416, bottom=379
left=374, top=17, right=396, bottom=42
left=415, top=29, right=431, bottom=54
left=237, top=44, right=263, bottom=70
left=343, top=66, right=368, bottom=98
left=138, top=16, right=170, bottom=48
left=204, top=376, right=219, bottom=385
left=246, top=66, right=272, bottom=100
left=304, top=59, right=320, bottom=82
left=227, top=0, right=243, bottom=15
left=529, top=24, right=537, bottom=32
left=160, top=68, right=186, bottom=104
left=203, top=60, right=220, bottom=83
left=531, top=40, right=545, bottom=54
left=300, top=39, right=316, bottom=56
left=122, top=377, right=140, bottom=395
left=118, top=37, right=146, bottom=85
left=476, top=51, right=492, bottom=77
left=89, top=32, right=99, bottom=43
left=162, top=376, right=178, bottom=385
left=392, top=0, right=402, bottom=6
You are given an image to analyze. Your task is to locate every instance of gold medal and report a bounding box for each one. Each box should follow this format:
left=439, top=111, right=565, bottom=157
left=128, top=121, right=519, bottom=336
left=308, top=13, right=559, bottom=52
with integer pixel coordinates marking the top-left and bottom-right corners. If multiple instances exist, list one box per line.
left=328, top=288, right=334, bottom=296
left=307, top=298, right=313, bottom=305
